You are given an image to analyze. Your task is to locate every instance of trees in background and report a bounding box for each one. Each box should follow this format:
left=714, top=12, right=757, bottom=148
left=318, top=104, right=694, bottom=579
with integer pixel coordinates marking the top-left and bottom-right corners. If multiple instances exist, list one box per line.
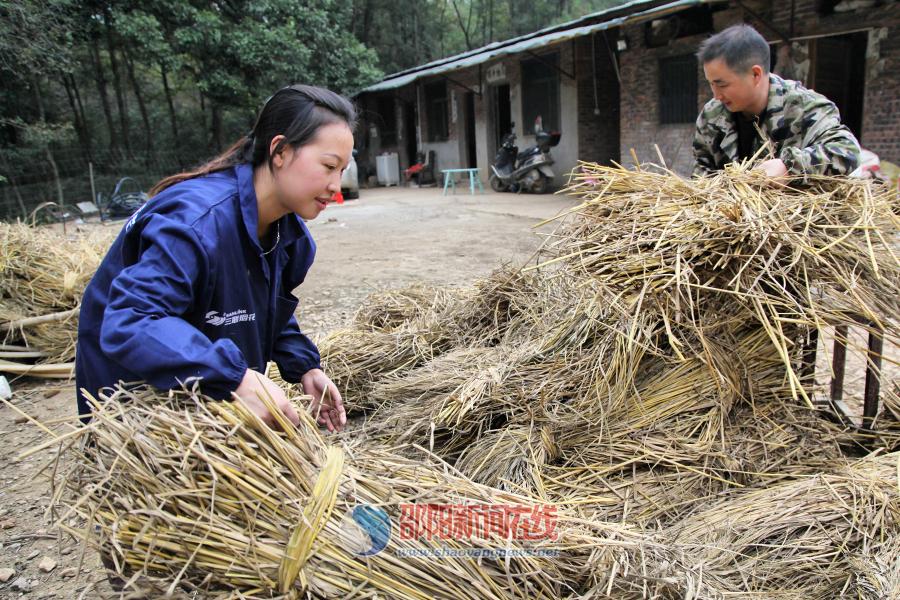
left=352, top=0, right=626, bottom=74
left=0, top=0, right=622, bottom=218
left=0, top=0, right=381, bottom=217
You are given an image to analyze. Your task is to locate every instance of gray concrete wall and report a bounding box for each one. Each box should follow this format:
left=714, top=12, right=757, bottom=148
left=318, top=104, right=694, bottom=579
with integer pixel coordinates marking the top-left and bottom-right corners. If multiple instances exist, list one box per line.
left=515, top=54, right=581, bottom=188
left=420, top=140, right=460, bottom=176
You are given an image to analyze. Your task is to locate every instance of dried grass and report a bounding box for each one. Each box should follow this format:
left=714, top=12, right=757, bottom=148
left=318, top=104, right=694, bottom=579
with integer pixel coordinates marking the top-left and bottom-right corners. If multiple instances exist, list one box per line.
left=35, top=165, right=900, bottom=597
left=56, top=384, right=667, bottom=599
left=0, top=222, right=115, bottom=364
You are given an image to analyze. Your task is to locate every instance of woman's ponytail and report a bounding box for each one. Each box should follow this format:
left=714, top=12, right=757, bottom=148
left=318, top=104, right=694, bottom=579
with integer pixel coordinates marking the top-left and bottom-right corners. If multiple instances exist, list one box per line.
left=149, top=85, right=356, bottom=197
left=149, top=135, right=253, bottom=197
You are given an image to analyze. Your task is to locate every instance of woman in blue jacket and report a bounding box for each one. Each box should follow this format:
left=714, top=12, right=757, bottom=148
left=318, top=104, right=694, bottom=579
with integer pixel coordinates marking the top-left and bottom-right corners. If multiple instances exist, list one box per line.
left=75, top=85, right=350, bottom=432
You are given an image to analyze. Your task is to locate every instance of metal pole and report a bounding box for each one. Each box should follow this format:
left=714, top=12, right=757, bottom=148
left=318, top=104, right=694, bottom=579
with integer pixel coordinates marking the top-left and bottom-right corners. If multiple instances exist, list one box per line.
left=89, top=161, right=97, bottom=204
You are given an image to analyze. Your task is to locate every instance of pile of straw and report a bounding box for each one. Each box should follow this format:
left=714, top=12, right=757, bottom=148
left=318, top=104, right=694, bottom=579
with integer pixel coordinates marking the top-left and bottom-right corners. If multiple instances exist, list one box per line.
left=653, top=452, right=900, bottom=597
left=0, top=222, right=114, bottom=375
left=320, top=267, right=552, bottom=414
left=59, top=384, right=677, bottom=599
left=320, top=164, right=897, bottom=594
left=352, top=284, right=468, bottom=332
left=51, top=164, right=900, bottom=597
left=545, top=165, right=899, bottom=406
left=56, top=386, right=898, bottom=599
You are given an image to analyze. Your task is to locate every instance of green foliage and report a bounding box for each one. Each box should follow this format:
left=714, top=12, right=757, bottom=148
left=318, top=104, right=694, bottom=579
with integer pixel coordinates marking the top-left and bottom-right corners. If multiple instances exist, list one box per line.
left=0, top=0, right=629, bottom=219
left=1, top=118, right=75, bottom=148
left=0, top=0, right=77, bottom=78
left=353, top=0, right=632, bottom=74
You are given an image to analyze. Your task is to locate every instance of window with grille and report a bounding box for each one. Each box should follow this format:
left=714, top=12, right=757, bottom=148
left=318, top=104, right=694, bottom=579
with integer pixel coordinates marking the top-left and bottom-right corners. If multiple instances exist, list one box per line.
left=424, top=81, right=449, bottom=142
left=521, top=53, right=560, bottom=134
left=659, top=55, right=698, bottom=124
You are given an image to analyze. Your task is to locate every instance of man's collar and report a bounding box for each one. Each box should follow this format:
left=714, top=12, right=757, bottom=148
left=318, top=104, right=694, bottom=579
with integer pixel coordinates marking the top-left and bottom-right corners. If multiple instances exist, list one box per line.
left=760, top=73, right=786, bottom=118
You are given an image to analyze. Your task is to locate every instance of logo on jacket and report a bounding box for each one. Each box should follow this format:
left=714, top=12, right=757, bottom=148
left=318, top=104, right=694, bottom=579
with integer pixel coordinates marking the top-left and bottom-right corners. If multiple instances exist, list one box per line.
left=205, top=309, right=256, bottom=327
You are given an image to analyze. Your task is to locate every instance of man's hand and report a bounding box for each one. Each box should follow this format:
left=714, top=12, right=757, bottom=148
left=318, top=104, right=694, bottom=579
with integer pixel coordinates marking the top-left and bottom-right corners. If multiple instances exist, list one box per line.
left=302, top=368, right=346, bottom=432
left=757, top=158, right=788, bottom=178
left=234, top=369, right=301, bottom=428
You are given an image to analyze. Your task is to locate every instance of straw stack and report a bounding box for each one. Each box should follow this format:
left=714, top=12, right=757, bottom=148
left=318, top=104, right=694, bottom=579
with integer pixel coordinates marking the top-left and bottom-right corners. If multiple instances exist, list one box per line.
left=61, top=384, right=682, bottom=599
left=352, top=284, right=469, bottom=332
left=314, top=166, right=899, bottom=574
left=548, top=164, right=900, bottom=406
left=0, top=222, right=114, bottom=371
left=58, top=382, right=896, bottom=599
left=53, top=165, right=900, bottom=598
left=653, top=452, right=900, bottom=597
left=353, top=165, right=898, bottom=441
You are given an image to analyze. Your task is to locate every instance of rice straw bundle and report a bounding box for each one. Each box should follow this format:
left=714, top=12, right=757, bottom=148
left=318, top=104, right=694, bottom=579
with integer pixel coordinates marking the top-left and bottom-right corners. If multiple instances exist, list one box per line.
left=550, top=164, right=900, bottom=406
left=653, top=452, right=900, bottom=597
left=367, top=346, right=528, bottom=452
left=0, top=222, right=111, bottom=313
left=317, top=326, right=442, bottom=413
left=537, top=325, right=850, bottom=526
left=432, top=266, right=546, bottom=348
left=454, top=422, right=558, bottom=496
left=353, top=284, right=471, bottom=332
left=0, top=222, right=115, bottom=365
left=59, top=383, right=674, bottom=599
left=543, top=396, right=851, bottom=528
left=847, top=535, right=900, bottom=600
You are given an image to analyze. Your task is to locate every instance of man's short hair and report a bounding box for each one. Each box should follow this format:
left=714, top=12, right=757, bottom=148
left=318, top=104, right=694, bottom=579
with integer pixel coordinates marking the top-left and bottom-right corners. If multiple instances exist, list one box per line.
left=698, top=24, right=770, bottom=74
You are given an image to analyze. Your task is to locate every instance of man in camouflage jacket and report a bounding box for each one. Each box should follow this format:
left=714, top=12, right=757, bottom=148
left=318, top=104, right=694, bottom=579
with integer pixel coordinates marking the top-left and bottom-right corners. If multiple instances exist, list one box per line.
left=693, top=25, right=860, bottom=180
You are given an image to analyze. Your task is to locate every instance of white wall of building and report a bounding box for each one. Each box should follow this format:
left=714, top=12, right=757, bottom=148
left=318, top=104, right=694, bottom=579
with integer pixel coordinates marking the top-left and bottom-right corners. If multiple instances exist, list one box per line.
left=420, top=140, right=460, bottom=175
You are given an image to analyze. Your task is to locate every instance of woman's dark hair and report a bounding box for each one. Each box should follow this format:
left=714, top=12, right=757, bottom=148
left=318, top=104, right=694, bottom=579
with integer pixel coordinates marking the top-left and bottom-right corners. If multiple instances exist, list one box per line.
left=150, top=84, right=357, bottom=196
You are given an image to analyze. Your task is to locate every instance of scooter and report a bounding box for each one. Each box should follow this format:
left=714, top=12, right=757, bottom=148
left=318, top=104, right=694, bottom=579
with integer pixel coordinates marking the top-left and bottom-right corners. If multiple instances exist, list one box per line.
left=489, top=120, right=561, bottom=194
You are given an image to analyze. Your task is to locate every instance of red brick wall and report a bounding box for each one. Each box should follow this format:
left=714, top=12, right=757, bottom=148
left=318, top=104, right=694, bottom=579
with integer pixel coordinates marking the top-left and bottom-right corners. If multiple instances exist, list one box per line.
left=861, top=27, right=900, bottom=164
left=767, top=0, right=900, bottom=164
left=619, top=1, right=900, bottom=171
left=576, top=34, right=621, bottom=165
left=618, top=24, right=711, bottom=174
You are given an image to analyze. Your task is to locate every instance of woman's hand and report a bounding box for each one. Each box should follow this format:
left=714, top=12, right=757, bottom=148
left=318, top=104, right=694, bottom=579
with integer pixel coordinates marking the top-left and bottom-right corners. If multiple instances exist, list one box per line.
left=301, top=368, right=346, bottom=432
left=234, top=369, right=301, bottom=428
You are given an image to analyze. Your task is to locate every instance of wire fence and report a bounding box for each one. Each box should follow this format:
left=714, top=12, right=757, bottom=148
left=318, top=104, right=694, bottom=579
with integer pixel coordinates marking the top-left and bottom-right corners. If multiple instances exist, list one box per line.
left=1, top=149, right=192, bottom=222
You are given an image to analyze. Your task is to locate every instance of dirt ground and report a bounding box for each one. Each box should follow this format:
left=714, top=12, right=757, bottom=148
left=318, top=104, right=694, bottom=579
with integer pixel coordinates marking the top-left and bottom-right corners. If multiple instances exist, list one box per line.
left=0, top=187, right=577, bottom=599
left=0, top=186, right=895, bottom=598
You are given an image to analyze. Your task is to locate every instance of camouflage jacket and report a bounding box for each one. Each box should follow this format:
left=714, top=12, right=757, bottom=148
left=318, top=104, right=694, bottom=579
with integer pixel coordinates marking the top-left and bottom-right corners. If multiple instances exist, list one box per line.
left=692, top=74, right=860, bottom=180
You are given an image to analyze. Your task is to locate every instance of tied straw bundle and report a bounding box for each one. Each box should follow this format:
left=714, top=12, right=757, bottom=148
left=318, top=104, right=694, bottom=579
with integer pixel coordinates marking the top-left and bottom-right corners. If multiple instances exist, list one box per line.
left=43, top=164, right=899, bottom=598
left=0, top=222, right=115, bottom=375
left=545, top=163, right=900, bottom=407
left=56, top=383, right=690, bottom=599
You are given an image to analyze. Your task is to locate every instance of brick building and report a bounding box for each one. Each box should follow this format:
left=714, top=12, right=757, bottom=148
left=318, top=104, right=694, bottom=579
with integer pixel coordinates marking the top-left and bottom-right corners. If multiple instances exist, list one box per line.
left=355, top=0, right=899, bottom=185
left=618, top=0, right=900, bottom=173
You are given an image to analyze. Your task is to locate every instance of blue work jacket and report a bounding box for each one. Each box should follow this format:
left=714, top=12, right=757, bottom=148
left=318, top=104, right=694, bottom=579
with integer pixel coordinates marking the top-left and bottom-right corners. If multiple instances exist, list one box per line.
left=75, top=163, right=320, bottom=416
